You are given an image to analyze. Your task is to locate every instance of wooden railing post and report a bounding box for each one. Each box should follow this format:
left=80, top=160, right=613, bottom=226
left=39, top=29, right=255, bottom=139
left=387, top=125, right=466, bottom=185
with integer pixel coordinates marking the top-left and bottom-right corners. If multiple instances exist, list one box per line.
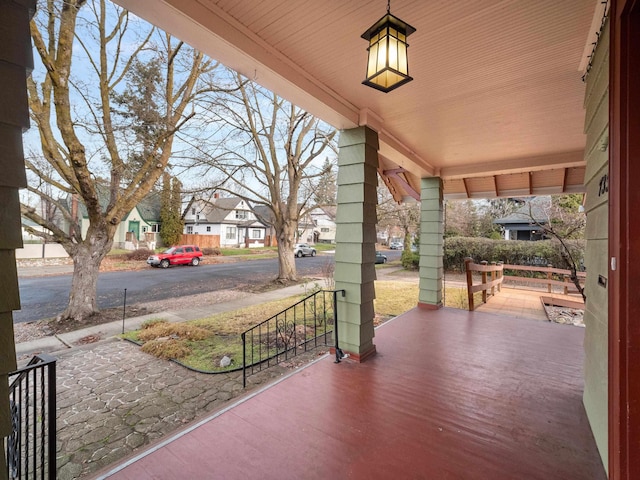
left=465, top=257, right=474, bottom=311
left=547, top=264, right=553, bottom=293
left=490, top=261, right=496, bottom=296
left=564, top=275, right=570, bottom=295
left=497, top=262, right=503, bottom=292
left=480, top=261, right=488, bottom=303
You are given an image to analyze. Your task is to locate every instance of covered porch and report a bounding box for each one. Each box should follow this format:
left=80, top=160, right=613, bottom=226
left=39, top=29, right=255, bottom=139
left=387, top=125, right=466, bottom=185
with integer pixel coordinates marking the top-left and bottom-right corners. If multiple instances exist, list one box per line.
left=98, top=306, right=605, bottom=479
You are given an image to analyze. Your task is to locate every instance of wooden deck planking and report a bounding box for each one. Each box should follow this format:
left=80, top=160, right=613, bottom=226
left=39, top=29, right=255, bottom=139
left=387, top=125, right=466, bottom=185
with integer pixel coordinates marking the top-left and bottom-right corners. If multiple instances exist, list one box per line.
left=99, top=307, right=605, bottom=480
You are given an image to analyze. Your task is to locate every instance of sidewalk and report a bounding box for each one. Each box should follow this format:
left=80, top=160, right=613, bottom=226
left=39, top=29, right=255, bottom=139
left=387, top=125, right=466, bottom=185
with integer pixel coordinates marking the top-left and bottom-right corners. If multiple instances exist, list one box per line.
left=16, top=283, right=309, bottom=359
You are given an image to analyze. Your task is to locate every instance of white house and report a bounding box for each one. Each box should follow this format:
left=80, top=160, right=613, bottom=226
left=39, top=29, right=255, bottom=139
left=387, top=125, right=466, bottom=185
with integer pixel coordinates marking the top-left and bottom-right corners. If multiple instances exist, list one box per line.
left=183, top=195, right=267, bottom=248
left=309, top=206, right=337, bottom=244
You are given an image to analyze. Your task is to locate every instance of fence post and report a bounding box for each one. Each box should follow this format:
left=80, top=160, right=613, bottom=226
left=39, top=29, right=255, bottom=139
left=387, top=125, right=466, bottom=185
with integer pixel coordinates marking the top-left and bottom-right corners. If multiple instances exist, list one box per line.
left=465, top=258, right=474, bottom=311
left=47, top=357, right=57, bottom=480
left=564, top=275, right=570, bottom=295
left=242, top=332, right=246, bottom=388
left=480, top=261, right=488, bottom=303
left=547, top=264, right=553, bottom=293
left=497, top=262, right=503, bottom=292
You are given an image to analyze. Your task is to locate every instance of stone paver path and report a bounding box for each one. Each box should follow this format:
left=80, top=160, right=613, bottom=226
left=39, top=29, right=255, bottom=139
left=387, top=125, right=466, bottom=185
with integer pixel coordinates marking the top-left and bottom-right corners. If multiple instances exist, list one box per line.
left=55, top=339, right=318, bottom=479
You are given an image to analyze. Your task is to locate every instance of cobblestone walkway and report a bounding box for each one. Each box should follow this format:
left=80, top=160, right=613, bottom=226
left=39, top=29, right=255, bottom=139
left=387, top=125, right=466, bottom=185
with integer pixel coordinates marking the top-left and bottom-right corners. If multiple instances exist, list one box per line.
left=55, top=339, right=321, bottom=479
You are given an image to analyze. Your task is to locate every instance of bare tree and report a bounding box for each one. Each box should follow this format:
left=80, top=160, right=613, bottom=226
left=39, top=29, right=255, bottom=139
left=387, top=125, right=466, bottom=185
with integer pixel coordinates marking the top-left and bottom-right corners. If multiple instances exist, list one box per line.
left=377, top=184, right=420, bottom=248
left=22, top=0, right=222, bottom=321
left=443, top=200, right=479, bottom=238
left=528, top=195, right=586, bottom=301
left=186, top=74, right=337, bottom=282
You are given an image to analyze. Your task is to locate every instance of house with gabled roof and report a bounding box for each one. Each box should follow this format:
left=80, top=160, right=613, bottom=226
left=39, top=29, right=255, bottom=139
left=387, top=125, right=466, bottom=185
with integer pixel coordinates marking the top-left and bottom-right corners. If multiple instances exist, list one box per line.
left=182, top=195, right=267, bottom=248
left=493, top=196, right=550, bottom=241
left=309, top=206, right=337, bottom=244
left=72, top=188, right=162, bottom=250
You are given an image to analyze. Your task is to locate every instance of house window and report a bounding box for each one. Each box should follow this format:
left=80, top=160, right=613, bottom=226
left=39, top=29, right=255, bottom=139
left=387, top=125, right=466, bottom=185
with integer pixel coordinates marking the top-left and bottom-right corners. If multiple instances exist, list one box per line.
left=206, top=226, right=211, bottom=232
left=321, top=227, right=330, bottom=232
left=196, top=214, right=200, bottom=221
left=151, top=224, right=160, bottom=233
left=191, top=207, right=196, bottom=215
left=252, top=229, right=262, bottom=239
left=186, top=226, right=193, bottom=234
left=142, top=226, right=148, bottom=233
left=226, top=226, right=236, bottom=240
left=235, top=210, right=247, bottom=219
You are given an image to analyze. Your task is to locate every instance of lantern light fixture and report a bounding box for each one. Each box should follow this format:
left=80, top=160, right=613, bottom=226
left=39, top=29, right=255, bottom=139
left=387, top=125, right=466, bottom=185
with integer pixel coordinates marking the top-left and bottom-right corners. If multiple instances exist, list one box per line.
left=361, top=1, right=416, bottom=93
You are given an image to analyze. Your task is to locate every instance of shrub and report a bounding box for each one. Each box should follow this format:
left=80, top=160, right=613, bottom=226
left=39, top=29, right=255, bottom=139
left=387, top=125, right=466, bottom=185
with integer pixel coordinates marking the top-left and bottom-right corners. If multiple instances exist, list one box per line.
left=443, top=237, right=585, bottom=272
left=401, top=249, right=419, bottom=270
left=126, top=248, right=154, bottom=261
left=201, top=247, right=221, bottom=256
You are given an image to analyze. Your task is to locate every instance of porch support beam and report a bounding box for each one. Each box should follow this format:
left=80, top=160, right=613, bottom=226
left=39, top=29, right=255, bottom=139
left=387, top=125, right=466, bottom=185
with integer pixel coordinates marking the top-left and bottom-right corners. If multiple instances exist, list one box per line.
left=334, top=126, right=378, bottom=362
left=418, top=177, right=444, bottom=309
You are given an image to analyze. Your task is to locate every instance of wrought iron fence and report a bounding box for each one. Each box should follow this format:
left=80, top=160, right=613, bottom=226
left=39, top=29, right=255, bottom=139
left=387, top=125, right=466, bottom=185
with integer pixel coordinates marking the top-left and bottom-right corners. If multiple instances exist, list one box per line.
left=5, top=354, right=56, bottom=480
left=242, top=289, right=345, bottom=387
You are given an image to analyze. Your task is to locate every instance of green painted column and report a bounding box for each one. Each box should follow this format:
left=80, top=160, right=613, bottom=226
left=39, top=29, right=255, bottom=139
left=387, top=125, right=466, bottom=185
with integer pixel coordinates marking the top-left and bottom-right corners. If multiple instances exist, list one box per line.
left=418, top=177, right=444, bottom=308
left=334, top=126, right=378, bottom=362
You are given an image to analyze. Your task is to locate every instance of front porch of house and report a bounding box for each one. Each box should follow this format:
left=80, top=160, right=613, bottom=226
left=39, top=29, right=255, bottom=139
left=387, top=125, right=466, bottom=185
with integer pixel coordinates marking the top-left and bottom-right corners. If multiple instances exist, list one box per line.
left=97, top=306, right=605, bottom=479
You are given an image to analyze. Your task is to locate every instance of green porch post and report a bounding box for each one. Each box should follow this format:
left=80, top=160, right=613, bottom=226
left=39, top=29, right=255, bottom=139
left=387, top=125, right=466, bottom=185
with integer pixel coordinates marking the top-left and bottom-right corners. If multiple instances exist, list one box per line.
left=334, top=126, right=378, bottom=362
left=418, top=177, right=444, bottom=309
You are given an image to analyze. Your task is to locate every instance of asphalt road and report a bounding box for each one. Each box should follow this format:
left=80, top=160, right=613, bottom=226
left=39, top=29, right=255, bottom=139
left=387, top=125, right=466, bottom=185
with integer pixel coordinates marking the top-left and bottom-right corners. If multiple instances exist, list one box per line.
left=16, top=251, right=402, bottom=323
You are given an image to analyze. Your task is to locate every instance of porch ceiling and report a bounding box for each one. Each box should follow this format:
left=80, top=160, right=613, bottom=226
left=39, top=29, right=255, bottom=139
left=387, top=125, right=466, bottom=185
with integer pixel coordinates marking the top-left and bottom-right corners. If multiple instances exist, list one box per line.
left=115, top=0, right=600, bottom=200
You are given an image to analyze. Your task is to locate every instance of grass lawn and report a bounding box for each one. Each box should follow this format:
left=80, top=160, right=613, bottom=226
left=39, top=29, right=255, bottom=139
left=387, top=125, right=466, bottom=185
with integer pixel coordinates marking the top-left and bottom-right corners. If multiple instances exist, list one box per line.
left=312, top=243, right=335, bottom=252
left=124, top=280, right=482, bottom=372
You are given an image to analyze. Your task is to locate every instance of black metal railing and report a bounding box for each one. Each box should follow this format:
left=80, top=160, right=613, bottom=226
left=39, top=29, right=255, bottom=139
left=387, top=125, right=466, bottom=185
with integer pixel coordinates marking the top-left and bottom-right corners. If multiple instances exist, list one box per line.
left=5, top=354, right=56, bottom=480
left=242, top=289, right=345, bottom=387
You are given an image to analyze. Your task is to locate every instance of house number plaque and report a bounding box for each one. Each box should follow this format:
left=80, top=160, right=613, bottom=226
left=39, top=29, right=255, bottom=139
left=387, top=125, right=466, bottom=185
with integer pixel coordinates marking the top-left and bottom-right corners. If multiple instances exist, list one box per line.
left=598, top=174, right=609, bottom=197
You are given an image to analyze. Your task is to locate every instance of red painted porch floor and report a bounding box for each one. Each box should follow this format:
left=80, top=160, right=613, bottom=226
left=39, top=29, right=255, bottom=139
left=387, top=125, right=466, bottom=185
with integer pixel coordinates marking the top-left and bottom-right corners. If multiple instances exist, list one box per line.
left=97, top=307, right=605, bottom=480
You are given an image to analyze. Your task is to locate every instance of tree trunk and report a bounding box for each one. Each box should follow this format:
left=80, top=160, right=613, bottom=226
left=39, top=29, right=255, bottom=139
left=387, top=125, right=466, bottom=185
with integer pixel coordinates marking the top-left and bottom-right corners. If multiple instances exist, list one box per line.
left=276, top=221, right=297, bottom=282
left=58, top=233, right=113, bottom=322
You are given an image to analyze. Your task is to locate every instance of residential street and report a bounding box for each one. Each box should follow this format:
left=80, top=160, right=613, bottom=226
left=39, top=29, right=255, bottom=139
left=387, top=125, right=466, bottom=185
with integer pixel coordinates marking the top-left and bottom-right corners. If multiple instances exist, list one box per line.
left=15, top=251, right=402, bottom=323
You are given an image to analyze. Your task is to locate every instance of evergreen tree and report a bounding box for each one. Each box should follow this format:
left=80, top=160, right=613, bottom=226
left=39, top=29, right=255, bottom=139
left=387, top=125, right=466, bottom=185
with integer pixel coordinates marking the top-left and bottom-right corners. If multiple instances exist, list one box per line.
left=314, top=158, right=337, bottom=206
left=159, top=174, right=183, bottom=246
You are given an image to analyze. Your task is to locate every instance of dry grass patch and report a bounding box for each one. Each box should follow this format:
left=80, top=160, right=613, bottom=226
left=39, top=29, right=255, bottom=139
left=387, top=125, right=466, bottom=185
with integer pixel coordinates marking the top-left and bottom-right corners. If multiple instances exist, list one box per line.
left=137, top=322, right=210, bottom=342
left=124, top=294, right=309, bottom=372
left=141, top=338, right=191, bottom=359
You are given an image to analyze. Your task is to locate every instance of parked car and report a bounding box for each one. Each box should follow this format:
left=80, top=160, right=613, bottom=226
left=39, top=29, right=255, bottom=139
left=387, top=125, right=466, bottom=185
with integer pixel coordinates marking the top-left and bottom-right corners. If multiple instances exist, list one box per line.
left=147, top=245, right=203, bottom=268
left=389, top=241, right=404, bottom=250
left=375, top=251, right=387, bottom=264
left=293, top=243, right=316, bottom=258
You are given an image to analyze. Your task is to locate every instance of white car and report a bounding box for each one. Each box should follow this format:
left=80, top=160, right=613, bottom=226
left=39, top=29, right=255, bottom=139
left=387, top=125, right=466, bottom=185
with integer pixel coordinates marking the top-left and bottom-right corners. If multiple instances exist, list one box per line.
left=389, top=241, right=404, bottom=250
left=294, top=243, right=317, bottom=258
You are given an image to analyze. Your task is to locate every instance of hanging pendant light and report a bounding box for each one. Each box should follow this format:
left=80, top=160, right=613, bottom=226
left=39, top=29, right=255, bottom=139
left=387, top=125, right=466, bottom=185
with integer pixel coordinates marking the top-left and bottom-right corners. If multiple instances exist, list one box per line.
left=361, top=1, right=416, bottom=93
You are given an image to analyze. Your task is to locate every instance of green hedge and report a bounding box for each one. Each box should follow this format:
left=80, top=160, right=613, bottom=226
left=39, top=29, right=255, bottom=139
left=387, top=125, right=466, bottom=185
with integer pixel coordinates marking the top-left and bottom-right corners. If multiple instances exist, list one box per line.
left=443, top=237, right=584, bottom=272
